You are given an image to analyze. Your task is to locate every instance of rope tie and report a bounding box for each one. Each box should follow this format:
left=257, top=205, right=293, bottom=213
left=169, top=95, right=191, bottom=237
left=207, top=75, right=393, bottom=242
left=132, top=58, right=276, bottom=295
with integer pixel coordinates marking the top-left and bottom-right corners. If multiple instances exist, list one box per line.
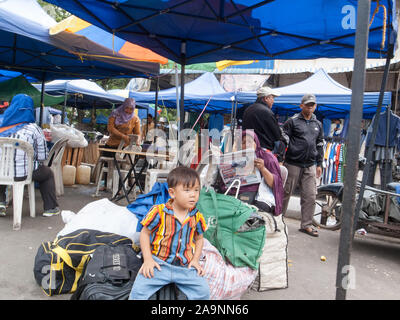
left=369, top=0, right=387, bottom=50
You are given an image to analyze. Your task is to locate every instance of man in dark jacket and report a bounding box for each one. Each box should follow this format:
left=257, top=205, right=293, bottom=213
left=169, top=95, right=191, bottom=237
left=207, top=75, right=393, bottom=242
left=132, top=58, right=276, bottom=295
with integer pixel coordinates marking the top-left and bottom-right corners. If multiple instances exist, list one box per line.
left=242, top=86, right=288, bottom=162
left=282, top=93, right=324, bottom=237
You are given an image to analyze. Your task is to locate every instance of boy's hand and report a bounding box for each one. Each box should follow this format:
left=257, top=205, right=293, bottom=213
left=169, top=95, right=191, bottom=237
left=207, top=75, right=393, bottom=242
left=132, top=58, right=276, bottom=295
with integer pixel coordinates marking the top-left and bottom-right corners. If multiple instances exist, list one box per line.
left=188, top=259, right=205, bottom=276
left=139, top=258, right=161, bottom=278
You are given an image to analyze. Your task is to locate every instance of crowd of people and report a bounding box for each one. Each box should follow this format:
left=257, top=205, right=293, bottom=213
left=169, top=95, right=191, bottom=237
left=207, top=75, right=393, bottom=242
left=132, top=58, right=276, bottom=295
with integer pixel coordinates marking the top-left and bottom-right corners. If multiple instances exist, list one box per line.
left=0, top=88, right=324, bottom=299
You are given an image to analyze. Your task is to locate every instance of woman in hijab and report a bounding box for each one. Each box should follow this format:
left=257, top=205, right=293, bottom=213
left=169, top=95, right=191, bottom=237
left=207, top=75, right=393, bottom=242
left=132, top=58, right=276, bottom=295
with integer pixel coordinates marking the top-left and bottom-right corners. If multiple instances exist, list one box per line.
left=0, top=94, right=59, bottom=217
left=223, top=130, right=284, bottom=216
left=102, top=98, right=141, bottom=157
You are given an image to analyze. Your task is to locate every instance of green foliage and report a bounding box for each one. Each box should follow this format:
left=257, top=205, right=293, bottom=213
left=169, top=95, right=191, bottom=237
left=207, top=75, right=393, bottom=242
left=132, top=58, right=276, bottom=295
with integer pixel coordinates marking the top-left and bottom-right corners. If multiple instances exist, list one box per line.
left=37, top=0, right=71, bottom=22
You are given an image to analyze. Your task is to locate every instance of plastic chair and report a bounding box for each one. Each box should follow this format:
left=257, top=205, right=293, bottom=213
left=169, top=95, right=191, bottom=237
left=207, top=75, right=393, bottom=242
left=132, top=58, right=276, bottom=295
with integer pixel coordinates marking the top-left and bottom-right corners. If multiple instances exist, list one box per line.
left=0, top=138, right=35, bottom=230
left=44, top=138, right=68, bottom=196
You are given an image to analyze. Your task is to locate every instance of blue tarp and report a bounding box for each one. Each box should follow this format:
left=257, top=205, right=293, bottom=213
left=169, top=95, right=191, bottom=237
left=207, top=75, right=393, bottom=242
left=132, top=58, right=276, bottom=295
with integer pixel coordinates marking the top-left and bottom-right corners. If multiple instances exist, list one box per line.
left=237, top=69, right=392, bottom=119
left=82, top=114, right=109, bottom=125
left=0, top=0, right=159, bottom=81
left=46, top=1, right=397, bottom=64
left=0, top=70, right=36, bottom=83
left=126, top=182, right=171, bottom=232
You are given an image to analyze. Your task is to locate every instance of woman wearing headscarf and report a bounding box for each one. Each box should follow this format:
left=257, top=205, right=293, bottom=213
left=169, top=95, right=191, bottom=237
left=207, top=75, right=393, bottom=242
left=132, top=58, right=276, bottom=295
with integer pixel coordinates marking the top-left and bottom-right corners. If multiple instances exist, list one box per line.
left=102, top=98, right=141, bottom=157
left=222, top=130, right=284, bottom=216
left=0, top=94, right=59, bottom=217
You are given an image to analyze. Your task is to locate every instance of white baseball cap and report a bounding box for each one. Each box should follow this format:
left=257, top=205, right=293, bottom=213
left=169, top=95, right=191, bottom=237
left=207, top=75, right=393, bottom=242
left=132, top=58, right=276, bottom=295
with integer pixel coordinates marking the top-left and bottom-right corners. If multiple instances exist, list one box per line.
left=256, top=86, right=281, bottom=98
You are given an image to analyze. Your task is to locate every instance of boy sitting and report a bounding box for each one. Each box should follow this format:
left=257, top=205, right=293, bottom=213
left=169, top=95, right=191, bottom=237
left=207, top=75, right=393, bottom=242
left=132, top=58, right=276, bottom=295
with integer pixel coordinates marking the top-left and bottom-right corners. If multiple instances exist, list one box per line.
left=129, top=166, right=210, bottom=300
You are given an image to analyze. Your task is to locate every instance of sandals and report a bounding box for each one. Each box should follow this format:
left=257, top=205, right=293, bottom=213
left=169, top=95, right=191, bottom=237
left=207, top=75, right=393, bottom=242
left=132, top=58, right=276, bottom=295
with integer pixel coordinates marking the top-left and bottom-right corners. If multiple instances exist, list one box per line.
left=299, top=227, right=319, bottom=237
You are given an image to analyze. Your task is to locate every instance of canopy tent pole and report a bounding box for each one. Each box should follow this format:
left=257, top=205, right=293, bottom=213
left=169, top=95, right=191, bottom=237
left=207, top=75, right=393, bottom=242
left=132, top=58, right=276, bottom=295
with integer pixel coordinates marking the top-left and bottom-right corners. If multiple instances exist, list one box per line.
left=352, top=47, right=392, bottom=240
left=230, top=98, right=235, bottom=151
left=179, top=41, right=187, bottom=165
left=154, top=76, right=159, bottom=141
left=91, top=101, right=97, bottom=127
left=335, top=0, right=371, bottom=300
left=61, top=90, right=67, bottom=124
left=39, top=73, right=46, bottom=127
left=384, top=103, right=391, bottom=189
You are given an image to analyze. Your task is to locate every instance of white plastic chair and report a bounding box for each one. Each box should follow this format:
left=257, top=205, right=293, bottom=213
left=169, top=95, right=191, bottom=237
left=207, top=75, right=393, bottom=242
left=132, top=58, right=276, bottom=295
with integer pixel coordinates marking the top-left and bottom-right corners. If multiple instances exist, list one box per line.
left=0, top=138, right=35, bottom=230
left=44, top=138, right=68, bottom=196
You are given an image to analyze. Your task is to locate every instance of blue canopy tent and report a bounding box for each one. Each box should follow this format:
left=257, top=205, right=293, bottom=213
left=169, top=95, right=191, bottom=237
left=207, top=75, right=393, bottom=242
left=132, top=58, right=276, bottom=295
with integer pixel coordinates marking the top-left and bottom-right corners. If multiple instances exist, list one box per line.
left=33, top=79, right=125, bottom=110
left=130, top=72, right=237, bottom=114
left=0, top=0, right=159, bottom=125
left=0, top=1, right=159, bottom=81
left=45, top=0, right=397, bottom=130
left=48, top=0, right=398, bottom=300
left=236, top=69, right=393, bottom=119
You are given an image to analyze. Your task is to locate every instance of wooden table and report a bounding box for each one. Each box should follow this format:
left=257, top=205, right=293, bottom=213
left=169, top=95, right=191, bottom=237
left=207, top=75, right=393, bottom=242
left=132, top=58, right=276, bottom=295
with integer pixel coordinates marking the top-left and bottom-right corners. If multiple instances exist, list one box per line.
left=98, top=147, right=171, bottom=203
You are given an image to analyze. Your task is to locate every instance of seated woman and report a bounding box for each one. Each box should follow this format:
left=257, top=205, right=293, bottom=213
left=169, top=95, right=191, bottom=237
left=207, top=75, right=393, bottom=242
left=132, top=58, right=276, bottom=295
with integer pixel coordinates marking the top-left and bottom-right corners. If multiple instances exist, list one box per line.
left=101, top=98, right=141, bottom=157
left=0, top=94, right=59, bottom=217
left=222, top=130, right=284, bottom=216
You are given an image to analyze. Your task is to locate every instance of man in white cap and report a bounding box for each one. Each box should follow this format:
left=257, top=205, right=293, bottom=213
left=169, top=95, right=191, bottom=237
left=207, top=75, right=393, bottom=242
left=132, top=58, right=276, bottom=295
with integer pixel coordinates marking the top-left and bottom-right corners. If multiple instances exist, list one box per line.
left=242, top=86, right=288, bottom=162
left=281, top=93, right=324, bottom=237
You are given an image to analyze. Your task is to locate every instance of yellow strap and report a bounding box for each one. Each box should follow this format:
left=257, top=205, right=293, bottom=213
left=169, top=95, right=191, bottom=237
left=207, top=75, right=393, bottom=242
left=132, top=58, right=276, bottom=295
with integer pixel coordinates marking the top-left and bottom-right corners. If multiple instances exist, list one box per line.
left=368, top=0, right=387, bottom=50
left=71, top=255, right=90, bottom=292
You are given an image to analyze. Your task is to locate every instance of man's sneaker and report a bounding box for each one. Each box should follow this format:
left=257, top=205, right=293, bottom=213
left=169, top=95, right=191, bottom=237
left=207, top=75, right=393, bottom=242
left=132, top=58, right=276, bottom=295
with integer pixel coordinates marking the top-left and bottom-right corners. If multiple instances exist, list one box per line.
left=0, top=202, right=6, bottom=217
left=42, top=207, right=61, bottom=217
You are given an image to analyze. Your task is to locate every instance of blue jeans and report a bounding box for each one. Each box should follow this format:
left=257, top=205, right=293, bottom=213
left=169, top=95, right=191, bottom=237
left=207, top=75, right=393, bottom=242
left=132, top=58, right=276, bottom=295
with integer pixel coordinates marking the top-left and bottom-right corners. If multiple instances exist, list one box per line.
left=129, top=256, right=210, bottom=300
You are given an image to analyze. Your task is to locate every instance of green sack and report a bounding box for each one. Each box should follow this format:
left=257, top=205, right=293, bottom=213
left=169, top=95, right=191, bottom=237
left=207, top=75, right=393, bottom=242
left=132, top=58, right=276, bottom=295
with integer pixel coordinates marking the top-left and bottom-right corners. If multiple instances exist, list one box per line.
left=196, top=188, right=266, bottom=270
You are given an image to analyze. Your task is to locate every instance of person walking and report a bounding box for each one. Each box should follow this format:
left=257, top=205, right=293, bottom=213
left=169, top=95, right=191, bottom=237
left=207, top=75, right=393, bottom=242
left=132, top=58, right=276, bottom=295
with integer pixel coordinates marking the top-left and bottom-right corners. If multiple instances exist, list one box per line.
left=242, top=86, right=288, bottom=162
left=281, top=94, right=324, bottom=237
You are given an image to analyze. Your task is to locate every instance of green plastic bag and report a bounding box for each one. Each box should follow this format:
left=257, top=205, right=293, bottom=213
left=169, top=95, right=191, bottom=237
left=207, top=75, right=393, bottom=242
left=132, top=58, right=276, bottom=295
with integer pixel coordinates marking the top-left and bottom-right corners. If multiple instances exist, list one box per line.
left=196, top=188, right=265, bottom=270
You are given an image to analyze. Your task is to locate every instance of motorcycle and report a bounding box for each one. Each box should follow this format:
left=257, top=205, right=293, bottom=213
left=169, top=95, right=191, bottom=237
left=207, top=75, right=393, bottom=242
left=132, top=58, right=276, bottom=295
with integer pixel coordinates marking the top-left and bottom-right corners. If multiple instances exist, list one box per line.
left=312, top=156, right=400, bottom=235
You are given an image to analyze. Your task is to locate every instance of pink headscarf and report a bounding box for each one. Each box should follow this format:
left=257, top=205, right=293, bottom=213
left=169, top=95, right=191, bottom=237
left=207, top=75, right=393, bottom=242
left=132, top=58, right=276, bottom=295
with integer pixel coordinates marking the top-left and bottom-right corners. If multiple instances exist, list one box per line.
left=110, top=98, right=136, bottom=125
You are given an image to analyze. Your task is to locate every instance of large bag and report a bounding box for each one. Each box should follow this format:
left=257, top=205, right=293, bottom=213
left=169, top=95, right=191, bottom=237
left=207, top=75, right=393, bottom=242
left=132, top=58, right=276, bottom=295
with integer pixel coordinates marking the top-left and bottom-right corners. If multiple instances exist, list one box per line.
left=71, top=243, right=142, bottom=300
left=200, top=239, right=257, bottom=300
left=196, top=186, right=265, bottom=270
left=33, top=229, right=133, bottom=296
left=251, top=211, right=289, bottom=291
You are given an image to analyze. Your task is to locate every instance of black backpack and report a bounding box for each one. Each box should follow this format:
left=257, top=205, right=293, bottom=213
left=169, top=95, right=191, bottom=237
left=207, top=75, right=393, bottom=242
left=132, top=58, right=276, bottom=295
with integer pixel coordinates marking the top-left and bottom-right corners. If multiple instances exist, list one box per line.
left=71, top=243, right=142, bottom=300
left=71, top=243, right=187, bottom=300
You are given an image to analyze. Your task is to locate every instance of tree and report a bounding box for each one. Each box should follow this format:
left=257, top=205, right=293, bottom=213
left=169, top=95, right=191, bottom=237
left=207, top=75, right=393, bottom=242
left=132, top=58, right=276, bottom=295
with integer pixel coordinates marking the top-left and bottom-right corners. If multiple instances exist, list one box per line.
left=37, top=0, right=71, bottom=22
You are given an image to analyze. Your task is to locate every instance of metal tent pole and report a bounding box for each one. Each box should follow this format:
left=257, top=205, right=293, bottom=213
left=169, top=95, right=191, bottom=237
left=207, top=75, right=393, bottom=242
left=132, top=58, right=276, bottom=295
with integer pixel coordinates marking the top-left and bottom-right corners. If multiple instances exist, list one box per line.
left=154, top=76, right=159, bottom=139
left=335, top=0, right=371, bottom=300
left=61, top=90, right=67, bottom=124
left=353, top=50, right=392, bottom=234
left=39, top=73, right=46, bottom=127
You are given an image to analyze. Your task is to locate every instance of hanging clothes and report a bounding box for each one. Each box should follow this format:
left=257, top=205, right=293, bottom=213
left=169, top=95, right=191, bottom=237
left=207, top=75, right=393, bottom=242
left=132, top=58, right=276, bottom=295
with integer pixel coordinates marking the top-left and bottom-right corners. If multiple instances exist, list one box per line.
left=366, top=109, right=400, bottom=148
left=321, top=140, right=346, bottom=185
left=365, top=109, right=399, bottom=188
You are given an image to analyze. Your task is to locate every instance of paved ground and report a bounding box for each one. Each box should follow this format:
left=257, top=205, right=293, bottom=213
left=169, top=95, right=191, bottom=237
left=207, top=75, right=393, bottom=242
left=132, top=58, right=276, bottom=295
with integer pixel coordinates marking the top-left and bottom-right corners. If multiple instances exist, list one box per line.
left=0, top=184, right=399, bottom=300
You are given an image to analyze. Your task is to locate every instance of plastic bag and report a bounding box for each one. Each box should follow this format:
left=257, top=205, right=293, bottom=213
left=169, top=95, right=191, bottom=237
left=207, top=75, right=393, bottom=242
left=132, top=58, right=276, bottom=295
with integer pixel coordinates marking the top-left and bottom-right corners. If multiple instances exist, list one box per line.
left=51, top=124, right=88, bottom=148
left=57, top=199, right=138, bottom=240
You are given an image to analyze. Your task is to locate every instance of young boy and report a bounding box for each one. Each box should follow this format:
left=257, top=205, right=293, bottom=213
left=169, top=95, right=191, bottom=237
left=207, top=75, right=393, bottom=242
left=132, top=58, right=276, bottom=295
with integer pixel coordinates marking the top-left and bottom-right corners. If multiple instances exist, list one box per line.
left=129, top=166, right=210, bottom=300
